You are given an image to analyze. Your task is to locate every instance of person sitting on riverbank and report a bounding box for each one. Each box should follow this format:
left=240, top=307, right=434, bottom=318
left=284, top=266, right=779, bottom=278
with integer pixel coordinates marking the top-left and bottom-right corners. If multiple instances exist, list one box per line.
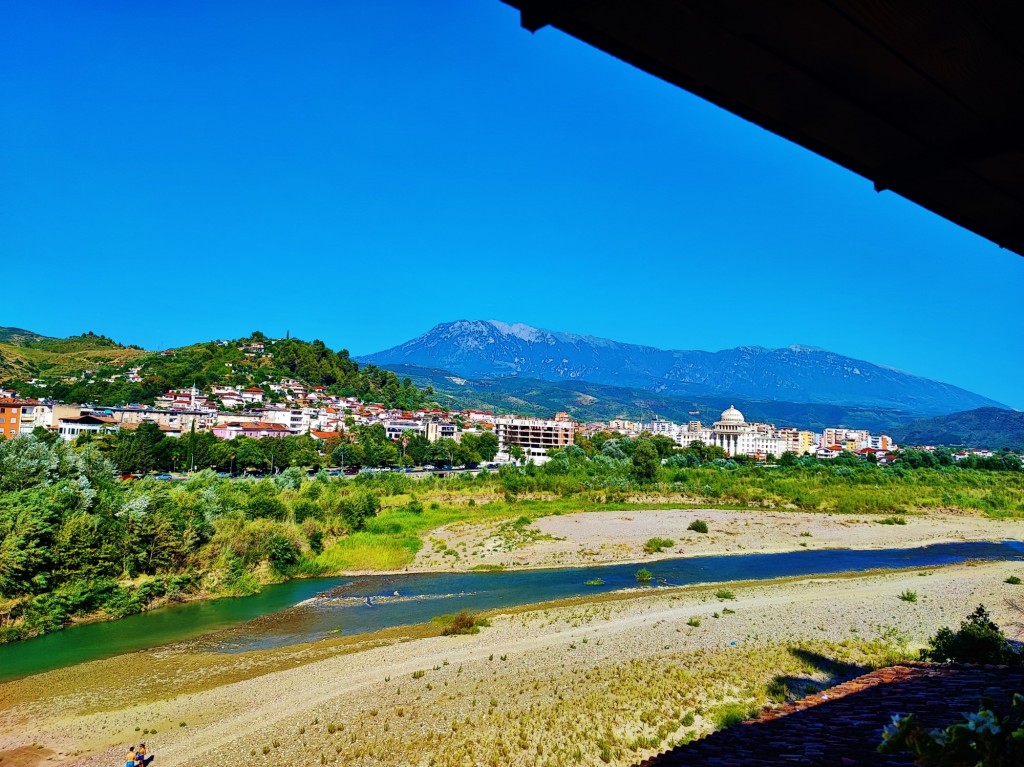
left=125, top=746, right=136, bottom=767
left=136, top=743, right=151, bottom=766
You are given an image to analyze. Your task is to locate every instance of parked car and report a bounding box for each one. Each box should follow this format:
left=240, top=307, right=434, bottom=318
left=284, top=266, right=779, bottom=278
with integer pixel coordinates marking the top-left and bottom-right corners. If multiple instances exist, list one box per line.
left=155, top=473, right=173, bottom=481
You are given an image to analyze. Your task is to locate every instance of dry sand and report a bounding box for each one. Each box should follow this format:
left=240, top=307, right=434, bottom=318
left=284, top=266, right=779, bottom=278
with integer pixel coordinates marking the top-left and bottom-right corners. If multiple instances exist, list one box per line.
left=413, top=508, right=1019, bottom=571
left=1, top=509, right=1021, bottom=767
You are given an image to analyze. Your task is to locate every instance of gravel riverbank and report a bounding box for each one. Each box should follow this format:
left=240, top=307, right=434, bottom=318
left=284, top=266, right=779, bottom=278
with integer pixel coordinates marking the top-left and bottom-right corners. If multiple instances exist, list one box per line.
left=1, top=509, right=1020, bottom=767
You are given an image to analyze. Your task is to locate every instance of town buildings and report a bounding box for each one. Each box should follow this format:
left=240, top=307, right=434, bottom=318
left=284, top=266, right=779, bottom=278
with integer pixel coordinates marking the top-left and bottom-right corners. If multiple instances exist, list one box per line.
left=1, top=367, right=906, bottom=465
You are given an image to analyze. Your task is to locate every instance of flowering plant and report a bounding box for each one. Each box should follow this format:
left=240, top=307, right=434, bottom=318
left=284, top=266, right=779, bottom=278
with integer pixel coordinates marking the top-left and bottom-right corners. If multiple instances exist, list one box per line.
left=878, top=692, right=1024, bottom=766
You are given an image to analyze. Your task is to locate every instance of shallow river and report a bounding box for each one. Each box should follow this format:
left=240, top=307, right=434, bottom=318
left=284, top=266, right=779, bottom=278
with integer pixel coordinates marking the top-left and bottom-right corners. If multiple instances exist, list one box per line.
left=1, top=540, right=1021, bottom=682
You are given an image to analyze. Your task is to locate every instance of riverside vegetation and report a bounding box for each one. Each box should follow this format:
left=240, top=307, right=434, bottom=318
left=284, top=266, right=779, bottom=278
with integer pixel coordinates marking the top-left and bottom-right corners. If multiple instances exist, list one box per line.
left=0, top=429, right=1022, bottom=643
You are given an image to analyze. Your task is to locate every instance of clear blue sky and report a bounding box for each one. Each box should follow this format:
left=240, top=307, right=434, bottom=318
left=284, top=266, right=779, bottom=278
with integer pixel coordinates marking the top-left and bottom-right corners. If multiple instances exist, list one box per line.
left=3, top=1, right=1022, bottom=408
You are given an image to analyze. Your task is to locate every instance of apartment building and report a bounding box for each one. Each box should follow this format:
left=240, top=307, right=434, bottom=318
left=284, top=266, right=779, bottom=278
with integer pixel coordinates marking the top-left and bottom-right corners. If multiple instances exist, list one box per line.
left=425, top=421, right=458, bottom=443
left=494, top=414, right=577, bottom=463
left=0, top=398, right=28, bottom=439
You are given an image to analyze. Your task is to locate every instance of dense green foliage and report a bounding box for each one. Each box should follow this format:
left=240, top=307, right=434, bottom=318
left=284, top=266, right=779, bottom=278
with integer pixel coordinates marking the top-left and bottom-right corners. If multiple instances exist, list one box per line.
left=0, top=435, right=428, bottom=642
left=920, top=605, right=1021, bottom=665
left=1, top=430, right=1022, bottom=644
left=64, top=421, right=499, bottom=475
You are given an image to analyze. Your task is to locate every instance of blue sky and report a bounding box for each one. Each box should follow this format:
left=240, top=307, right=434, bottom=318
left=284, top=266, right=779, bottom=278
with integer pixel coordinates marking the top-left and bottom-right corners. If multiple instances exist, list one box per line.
left=3, top=1, right=1022, bottom=408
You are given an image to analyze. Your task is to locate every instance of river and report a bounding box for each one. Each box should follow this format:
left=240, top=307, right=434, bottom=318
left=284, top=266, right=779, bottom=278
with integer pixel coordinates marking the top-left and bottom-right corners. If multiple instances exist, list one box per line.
left=1, top=540, right=1021, bottom=682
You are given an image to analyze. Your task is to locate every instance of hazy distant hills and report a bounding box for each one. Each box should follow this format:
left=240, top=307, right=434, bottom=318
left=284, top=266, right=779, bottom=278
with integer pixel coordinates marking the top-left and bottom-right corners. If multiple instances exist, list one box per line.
left=358, top=320, right=1006, bottom=415
left=381, top=363, right=930, bottom=433
left=893, top=407, right=1024, bottom=451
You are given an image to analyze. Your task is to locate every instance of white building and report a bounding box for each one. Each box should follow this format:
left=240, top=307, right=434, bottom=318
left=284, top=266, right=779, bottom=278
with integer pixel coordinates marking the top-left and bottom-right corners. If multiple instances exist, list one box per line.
left=57, top=414, right=119, bottom=441
left=260, top=406, right=308, bottom=434
left=710, top=406, right=788, bottom=459
left=384, top=418, right=424, bottom=441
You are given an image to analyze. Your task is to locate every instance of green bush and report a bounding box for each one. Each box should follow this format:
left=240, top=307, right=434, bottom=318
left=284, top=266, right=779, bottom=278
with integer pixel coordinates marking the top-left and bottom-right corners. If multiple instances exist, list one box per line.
left=921, top=605, right=1020, bottom=665
left=687, top=519, right=709, bottom=534
left=635, top=568, right=654, bottom=583
left=435, top=610, right=490, bottom=636
left=1005, top=575, right=1022, bottom=585
left=898, top=590, right=918, bottom=603
left=643, top=537, right=676, bottom=554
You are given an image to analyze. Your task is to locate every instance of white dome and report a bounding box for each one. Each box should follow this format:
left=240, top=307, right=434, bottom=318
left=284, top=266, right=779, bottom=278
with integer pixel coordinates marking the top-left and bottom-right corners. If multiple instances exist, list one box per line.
left=720, top=405, right=745, bottom=424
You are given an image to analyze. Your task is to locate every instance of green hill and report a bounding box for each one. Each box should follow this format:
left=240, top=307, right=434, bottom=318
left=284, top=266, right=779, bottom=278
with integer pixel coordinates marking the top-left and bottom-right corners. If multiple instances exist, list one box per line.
left=893, top=407, right=1024, bottom=450
left=0, top=327, right=51, bottom=345
left=0, top=331, right=149, bottom=383
left=3, top=332, right=433, bottom=410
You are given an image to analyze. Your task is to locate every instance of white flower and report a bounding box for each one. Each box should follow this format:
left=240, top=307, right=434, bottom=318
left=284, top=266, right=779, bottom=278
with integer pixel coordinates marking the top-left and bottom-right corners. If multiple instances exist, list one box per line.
left=881, top=714, right=908, bottom=742
left=964, top=710, right=1001, bottom=735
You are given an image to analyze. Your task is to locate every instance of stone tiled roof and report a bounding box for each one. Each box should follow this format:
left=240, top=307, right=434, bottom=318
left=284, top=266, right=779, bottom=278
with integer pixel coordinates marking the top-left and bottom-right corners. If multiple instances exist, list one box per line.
left=635, top=663, right=1023, bottom=767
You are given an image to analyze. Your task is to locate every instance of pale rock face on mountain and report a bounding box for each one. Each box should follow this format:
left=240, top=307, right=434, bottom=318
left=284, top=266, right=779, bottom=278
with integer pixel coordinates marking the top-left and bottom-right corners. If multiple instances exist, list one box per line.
left=357, top=320, right=1006, bottom=415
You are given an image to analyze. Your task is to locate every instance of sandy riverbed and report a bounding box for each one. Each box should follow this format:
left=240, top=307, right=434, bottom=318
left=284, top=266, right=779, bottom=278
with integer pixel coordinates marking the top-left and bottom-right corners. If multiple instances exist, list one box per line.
left=1, top=509, right=1021, bottom=767
left=412, top=508, right=1020, bottom=571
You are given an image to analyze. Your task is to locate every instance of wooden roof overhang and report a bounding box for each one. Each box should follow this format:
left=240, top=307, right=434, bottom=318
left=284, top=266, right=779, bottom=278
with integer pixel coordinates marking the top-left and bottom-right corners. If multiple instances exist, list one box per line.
left=501, top=0, right=1024, bottom=257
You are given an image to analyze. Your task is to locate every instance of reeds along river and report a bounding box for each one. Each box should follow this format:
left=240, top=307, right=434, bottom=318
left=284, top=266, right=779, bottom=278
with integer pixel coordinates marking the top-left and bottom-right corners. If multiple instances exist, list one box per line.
left=1, top=540, right=1021, bottom=682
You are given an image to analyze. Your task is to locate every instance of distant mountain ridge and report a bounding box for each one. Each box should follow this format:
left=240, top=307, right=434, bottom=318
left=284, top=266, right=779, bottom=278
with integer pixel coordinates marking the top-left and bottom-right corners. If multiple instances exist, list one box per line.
left=383, top=362, right=928, bottom=434
left=358, top=320, right=1006, bottom=415
left=893, top=408, right=1024, bottom=451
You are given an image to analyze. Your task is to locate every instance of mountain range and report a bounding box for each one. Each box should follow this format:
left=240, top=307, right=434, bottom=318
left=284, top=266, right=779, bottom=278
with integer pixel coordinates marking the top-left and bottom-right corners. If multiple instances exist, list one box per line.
left=357, top=320, right=1007, bottom=416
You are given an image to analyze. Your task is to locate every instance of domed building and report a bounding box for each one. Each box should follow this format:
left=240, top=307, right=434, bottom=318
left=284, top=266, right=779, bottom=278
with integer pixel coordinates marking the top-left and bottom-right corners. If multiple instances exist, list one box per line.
left=711, top=405, right=790, bottom=459
left=712, top=405, right=749, bottom=457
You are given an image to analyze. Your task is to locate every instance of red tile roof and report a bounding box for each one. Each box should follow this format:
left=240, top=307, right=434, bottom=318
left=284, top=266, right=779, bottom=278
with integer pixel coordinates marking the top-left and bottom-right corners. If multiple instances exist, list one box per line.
left=634, top=662, right=1024, bottom=767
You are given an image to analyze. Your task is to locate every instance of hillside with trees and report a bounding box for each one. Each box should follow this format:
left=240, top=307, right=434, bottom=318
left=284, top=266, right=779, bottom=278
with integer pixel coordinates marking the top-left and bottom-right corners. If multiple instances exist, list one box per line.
left=3, top=332, right=435, bottom=411
left=894, top=407, right=1024, bottom=451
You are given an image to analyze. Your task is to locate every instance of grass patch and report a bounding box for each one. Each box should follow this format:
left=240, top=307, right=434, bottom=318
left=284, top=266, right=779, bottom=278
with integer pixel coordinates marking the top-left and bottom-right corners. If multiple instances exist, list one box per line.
left=433, top=610, right=492, bottom=636
left=316, top=532, right=422, bottom=571
left=712, top=702, right=759, bottom=730
left=877, top=515, right=908, bottom=526
left=643, top=537, right=676, bottom=554
left=898, top=590, right=918, bottom=603
left=715, top=589, right=736, bottom=601
left=470, top=564, right=504, bottom=572
left=584, top=578, right=605, bottom=587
